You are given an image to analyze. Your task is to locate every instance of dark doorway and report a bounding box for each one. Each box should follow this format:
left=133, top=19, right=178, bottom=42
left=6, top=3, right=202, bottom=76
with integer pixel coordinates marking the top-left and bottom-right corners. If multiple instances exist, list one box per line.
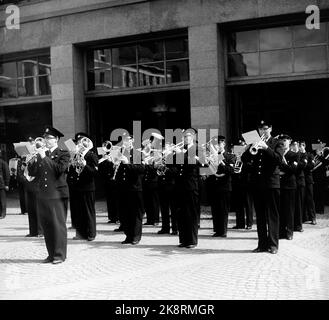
left=229, top=79, right=329, bottom=147
left=88, top=90, right=190, bottom=146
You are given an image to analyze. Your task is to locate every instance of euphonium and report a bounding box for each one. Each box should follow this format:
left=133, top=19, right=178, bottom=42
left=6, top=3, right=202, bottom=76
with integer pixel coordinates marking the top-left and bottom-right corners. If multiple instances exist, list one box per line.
left=71, top=137, right=93, bottom=175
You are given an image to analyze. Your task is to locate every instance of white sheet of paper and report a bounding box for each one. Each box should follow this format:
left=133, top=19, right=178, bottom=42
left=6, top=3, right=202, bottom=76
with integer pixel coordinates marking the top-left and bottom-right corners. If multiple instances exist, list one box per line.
left=64, top=139, right=77, bottom=152
left=97, top=147, right=106, bottom=155
left=312, top=143, right=326, bottom=151
left=233, top=145, right=246, bottom=156
left=242, top=130, right=261, bottom=145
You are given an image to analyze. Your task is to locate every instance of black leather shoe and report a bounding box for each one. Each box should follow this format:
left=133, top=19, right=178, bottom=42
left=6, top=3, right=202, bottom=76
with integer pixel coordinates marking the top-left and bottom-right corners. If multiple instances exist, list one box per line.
left=286, top=236, right=293, bottom=240
left=143, top=222, right=154, bottom=225
left=185, top=244, right=196, bottom=249
left=121, top=239, right=131, bottom=244
left=246, top=226, right=252, bottom=230
left=87, top=237, right=95, bottom=241
left=178, top=243, right=186, bottom=247
left=295, top=229, right=304, bottom=232
left=25, top=234, right=36, bottom=237
left=268, top=248, right=278, bottom=254
left=232, top=226, right=243, bottom=229
left=157, top=229, right=170, bottom=234
left=171, top=231, right=178, bottom=235
left=52, top=259, right=64, bottom=265
left=252, top=247, right=267, bottom=253
left=311, top=220, right=317, bottom=225
left=213, top=233, right=227, bottom=237
left=131, top=241, right=139, bottom=245
left=42, top=257, right=53, bottom=263
left=114, top=227, right=123, bottom=232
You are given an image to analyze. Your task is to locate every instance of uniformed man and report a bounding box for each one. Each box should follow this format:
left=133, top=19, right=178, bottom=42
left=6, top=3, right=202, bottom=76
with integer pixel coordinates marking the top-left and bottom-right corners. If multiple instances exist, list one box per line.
left=276, top=135, right=298, bottom=241
left=299, top=141, right=316, bottom=225
left=114, top=134, right=145, bottom=245
left=241, top=120, right=281, bottom=254
left=174, top=129, right=200, bottom=248
left=290, top=140, right=306, bottom=233
left=206, top=136, right=236, bottom=237
left=28, top=126, right=70, bottom=264
left=0, top=150, right=10, bottom=219
left=68, top=132, right=98, bottom=241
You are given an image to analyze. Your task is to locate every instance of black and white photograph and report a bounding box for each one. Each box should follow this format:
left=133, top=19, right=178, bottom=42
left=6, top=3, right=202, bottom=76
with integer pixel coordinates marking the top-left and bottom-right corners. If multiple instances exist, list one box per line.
left=0, top=0, right=329, bottom=307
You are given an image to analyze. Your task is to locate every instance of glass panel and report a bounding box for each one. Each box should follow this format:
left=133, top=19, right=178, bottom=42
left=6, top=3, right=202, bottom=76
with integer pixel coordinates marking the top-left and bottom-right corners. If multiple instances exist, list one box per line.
left=93, top=49, right=111, bottom=70
left=228, top=31, right=258, bottom=53
left=293, top=23, right=327, bottom=46
left=17, top=77, right=38, bottom=97
left=165, top=37, right=188, bottom=59
left=113, top=65, right=137, bottom=88
left=166, top=60, right=189, bottom=83
left=87, top=69, right=112, bottom=91
left=0, top=61, right=17, bottom=78
left=138, top=41, right=164, bottom=63
left=17, top=58, right=38, bottom=77
left=86, top=50, right=95, bottom=70
left=294, top=46, right=327, bottom=72
left=38, top=56, right=51, bottom=75
left=260, top=27, right=292, bottom=50
left=39, top=75, right=51, bottom=95
left=260, top=50, right=292, bottom=74
left=112, top=46, right=136, bottom=66
left=0, top=78, right=16, bottom=98
left=228, top=53, right=259, bottom=77
left=138, top=62, right=165, bottom=86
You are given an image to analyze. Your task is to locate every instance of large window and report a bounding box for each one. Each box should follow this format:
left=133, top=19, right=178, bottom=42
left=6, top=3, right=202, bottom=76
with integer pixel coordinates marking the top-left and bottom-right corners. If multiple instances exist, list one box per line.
left=86, top=36, right=189, bottom=91
left=227, top=23, right=329, bottom=78
left=0, top=55, right=51, bottom=99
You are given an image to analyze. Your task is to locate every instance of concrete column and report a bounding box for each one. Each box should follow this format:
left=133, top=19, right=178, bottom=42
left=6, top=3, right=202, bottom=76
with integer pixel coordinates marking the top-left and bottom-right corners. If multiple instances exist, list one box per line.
left=188, top=24, right=226, bottom=137
left=50, top=44, right=87, bottom=144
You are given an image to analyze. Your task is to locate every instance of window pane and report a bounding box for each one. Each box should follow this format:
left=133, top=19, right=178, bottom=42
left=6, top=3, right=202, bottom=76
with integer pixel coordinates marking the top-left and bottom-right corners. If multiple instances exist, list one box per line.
left=138, top=62, right=165, bottom=86
left=138, top=41, right=164, bottom=63
left=17, top=58, right=38, bottom=77
left=228, top=53, right=259, bottom=77
left=38, top=56, right=51, bottom=75
left=93, top=49, right=111, bottom=69
left=260, top=50, right=292, bottom=74
left=87, top=69, right=112, bottom=90
left=165, top=37, right=188, bottom=59
left=0, top=78, right=16, bottom=98
left=112, top=46, right=136, bottom=66
left=294, top=46, right=327, bottom=72
left=260, top=27, right=292, bottom=50
left=113, top=65, right=137, bottom=88
left=17, top=78, right=38, bottom=97
left=228, top=31, right=259, bottom=53
left=166, top=60, right=189, bottom=83
left=293, top=23, right=327, bottom=46
left=39, top=75, right=51, bottom=95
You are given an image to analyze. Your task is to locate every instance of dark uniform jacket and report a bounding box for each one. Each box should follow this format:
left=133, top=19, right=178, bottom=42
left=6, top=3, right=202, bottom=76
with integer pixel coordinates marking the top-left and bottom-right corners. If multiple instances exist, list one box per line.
left=304, top=152, right=315, bottom=185
left=0, top=158, right=10, bottom=190
left=98, top=158, right=115, bottom=184
left=207, top=152, right=236, bottom=192
left=295, top=151, right=307, bottom=187
left=279, top=150, right=298, bottom=189
left=28, top=147, right=70, bottom=199
left=143, top=164, right=158, bottom=185
left=67, top=150, right=98, bottom=191
left=241, top=144, right=281, bottom=189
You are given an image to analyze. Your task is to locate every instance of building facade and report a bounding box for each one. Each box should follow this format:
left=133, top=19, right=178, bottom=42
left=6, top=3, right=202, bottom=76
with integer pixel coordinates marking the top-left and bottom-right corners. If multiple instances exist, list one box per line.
left=1, top=0, right=329, bottom=159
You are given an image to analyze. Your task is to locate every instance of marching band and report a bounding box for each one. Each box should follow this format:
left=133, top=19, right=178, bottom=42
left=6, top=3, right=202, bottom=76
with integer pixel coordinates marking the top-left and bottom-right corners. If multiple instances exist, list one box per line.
left=5, top=121, right=329, bottom=263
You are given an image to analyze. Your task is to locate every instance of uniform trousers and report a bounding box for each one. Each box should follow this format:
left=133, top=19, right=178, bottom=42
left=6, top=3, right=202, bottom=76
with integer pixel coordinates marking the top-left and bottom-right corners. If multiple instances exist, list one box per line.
left=314, top=183, right=326, bottom=214
left=235, top=188, right=254, bottom=228
left=303, top=184, right=316, bottom=222
left=209, top=191, right=230, bottom=236
left=26, top=190, right=43, bottom=236
left=18, top=183, right=27, bottom=214
left=280, top=189, right=296, bottom=238
left=70, top=189, right=96, bottom=239
left=253, top=187, right=280, bottom=250
left=158, top=183, right=178, bottom=232
left=143, top=182, right=160, bottom=224
left=38, top=197, right=68, bottom=261
left=176, top=189, right=199, bottom=246
left=294, top=186, right=304, bottom=231
left=105, top=181, right=119, bottom=222
left=0, top=189, right=7, bottom=218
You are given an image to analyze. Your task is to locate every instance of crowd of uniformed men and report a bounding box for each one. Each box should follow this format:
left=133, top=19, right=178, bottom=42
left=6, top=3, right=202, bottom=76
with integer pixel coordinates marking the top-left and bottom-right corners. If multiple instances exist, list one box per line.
left=1, top=121, right=328, bottom=264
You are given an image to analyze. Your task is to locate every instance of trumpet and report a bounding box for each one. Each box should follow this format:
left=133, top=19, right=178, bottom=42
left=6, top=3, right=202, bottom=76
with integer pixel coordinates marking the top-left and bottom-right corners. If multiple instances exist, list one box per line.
left=98, top=140, right=113, bottom=164
left=250, top=134, right=266, bottom=155
left=71, top=137, right=93, bottom=175
left=312, top=147, right=329, bottom=171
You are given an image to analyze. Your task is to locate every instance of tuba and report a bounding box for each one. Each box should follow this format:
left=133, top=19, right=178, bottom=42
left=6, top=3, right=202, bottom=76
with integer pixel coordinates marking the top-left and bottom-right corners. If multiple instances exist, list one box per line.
left=71, top=137, right=93, bottom=175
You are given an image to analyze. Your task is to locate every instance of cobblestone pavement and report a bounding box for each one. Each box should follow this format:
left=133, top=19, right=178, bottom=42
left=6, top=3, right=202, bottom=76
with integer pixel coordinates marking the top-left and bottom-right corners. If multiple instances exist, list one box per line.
left=0, top=196, right=329, bottom=300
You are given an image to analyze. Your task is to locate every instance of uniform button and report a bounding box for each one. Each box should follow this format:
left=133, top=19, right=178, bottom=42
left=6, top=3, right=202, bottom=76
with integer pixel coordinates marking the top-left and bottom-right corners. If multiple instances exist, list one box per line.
left=45, top=178, right=47, bottom=181
left=179, top=173, right=182, bottom=176
left=77, top=178, right=79, bottom=180
left=45, top=184, right=48, bottom=187
left=123, top=178, right=126, bottom=181
left=259, top=165, right=261, bottom=168
left=258, top=172, right=261, bottom=175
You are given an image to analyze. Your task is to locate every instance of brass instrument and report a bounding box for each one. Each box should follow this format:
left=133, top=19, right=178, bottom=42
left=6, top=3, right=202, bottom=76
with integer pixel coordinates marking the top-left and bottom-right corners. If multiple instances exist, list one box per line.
left=71, top=137, right=93, bottom=175
left=250, top=134, right=266, bottom=155
left=312, top=147, right=329, bottom=171
left=112, top=137, right=134, bottom=180
left=98, top=140, right=113, bottom=164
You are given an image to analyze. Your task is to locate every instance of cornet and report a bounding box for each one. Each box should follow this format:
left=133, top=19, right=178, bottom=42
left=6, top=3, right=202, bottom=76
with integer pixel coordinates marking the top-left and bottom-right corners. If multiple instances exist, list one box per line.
left=250, top=134, right=266, bottom=155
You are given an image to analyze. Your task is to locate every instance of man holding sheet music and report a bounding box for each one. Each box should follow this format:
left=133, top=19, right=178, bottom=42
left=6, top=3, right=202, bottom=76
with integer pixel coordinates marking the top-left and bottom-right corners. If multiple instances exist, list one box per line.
left=241, top=121, right=281, bottom=254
